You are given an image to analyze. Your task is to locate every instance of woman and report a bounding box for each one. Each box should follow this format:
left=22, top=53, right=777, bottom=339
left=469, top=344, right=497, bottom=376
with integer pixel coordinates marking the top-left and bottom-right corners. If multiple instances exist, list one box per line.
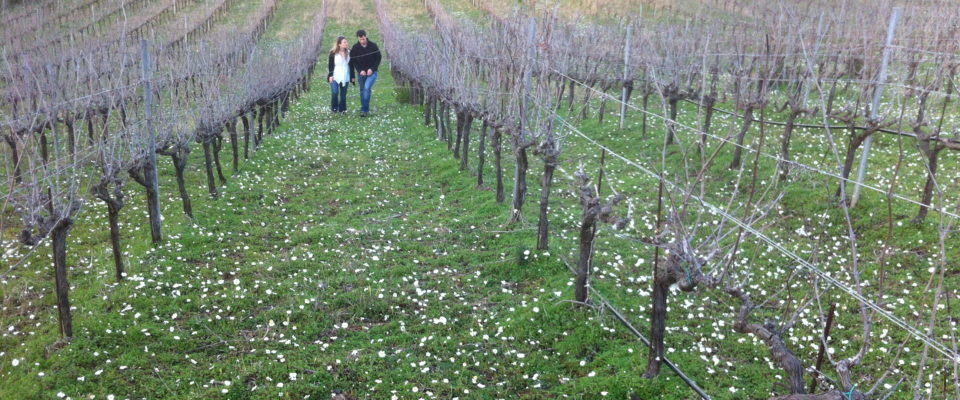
left=327, top=36, right=354, bottom=113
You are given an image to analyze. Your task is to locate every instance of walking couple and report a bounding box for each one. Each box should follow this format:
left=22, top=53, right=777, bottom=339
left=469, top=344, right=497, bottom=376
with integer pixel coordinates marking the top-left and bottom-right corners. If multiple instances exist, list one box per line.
left=327, top=29, right=382, bottom=117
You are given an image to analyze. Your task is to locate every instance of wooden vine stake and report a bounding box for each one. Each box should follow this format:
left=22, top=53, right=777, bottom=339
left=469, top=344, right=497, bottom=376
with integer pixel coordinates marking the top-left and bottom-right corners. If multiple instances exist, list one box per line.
left=574, top=149, right=628, bottom=304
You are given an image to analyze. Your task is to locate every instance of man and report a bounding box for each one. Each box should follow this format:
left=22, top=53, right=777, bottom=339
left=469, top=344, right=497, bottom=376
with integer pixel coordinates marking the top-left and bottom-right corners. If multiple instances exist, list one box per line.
left=349, top=29, right=382, bottom=117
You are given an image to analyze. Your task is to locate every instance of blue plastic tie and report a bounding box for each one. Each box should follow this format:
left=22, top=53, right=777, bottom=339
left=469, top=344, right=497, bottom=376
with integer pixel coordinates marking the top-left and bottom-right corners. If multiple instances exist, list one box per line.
left=844, top=384, right=857, bottom=400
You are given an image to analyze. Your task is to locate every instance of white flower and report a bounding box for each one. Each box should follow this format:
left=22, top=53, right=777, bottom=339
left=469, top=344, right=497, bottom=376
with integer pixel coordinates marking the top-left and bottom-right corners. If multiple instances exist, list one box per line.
left=378, top=351, right=386, bottom=358
left=11, top=359, right=19, bottom=367
left=289, top=373, right=297, bottom=381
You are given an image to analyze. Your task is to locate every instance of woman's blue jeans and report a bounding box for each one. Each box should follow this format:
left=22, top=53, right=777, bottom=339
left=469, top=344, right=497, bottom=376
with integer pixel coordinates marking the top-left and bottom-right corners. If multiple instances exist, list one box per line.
left=330, top=81, right=348, bottom=112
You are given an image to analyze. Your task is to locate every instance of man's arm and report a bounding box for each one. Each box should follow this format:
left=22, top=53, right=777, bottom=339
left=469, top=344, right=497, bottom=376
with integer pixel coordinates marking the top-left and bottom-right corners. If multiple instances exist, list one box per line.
left=371, top=43, right=382, bottom=73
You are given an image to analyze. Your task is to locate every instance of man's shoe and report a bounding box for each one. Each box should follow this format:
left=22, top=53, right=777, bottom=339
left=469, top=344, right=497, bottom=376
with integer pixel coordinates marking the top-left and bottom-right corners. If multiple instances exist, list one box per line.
left=361, top=112, right=368, bottom=117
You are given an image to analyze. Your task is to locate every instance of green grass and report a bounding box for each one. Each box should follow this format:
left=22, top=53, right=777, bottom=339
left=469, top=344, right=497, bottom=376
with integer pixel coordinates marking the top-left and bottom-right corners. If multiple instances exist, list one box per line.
left=2, top=1, right=959, bottom=399
left=260, top=0, right=323, bottom=41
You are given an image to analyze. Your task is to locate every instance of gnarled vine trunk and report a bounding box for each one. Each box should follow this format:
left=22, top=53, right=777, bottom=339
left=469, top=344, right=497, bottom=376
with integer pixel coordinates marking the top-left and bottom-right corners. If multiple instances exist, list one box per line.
left=477, top=121, right=488, bottom=186
left=460, top=114, right=473, bottom=171
left=202, top=138, right=219, bottom=199
left=169, top=147, right=193, bottom=218
left=729, top=107, right=755, bottom=169
left=242, top=113, right=252, bottom=159
left=536, top=154, right=556, bottom=250
left=493, top=127, right=505, bottom=204
left=509, top=141, right=529, bottom=224
left=226, top=118, right=239, bottom=171
left=51, top=218, right=74, bottom=338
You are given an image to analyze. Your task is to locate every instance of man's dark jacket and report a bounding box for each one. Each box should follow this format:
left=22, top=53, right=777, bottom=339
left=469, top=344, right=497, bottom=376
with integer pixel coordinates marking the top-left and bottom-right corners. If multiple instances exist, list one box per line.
left=349, top=40, right=382, bottom=76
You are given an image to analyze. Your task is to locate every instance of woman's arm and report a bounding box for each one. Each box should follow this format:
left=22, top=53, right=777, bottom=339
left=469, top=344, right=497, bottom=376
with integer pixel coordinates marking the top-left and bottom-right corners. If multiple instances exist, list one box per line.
left=327, top=53, right=335, bottom=79
left=348, top=47, right=357, bottom=76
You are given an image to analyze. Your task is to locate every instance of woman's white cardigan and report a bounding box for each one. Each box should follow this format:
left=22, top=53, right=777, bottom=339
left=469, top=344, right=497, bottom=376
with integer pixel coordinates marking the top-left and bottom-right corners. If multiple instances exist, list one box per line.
left=332, top=53, right=350, bottom=85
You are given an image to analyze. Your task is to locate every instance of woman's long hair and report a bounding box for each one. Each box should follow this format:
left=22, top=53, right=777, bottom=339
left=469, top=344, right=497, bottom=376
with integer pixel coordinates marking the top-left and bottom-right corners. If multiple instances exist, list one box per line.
left=329, top=36, right=348, bottom=56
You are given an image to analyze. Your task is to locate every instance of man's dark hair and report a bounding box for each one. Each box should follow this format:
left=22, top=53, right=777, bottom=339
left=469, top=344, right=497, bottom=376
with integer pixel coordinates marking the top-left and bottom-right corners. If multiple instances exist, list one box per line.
left=356, top=29, right=367, bottom=38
